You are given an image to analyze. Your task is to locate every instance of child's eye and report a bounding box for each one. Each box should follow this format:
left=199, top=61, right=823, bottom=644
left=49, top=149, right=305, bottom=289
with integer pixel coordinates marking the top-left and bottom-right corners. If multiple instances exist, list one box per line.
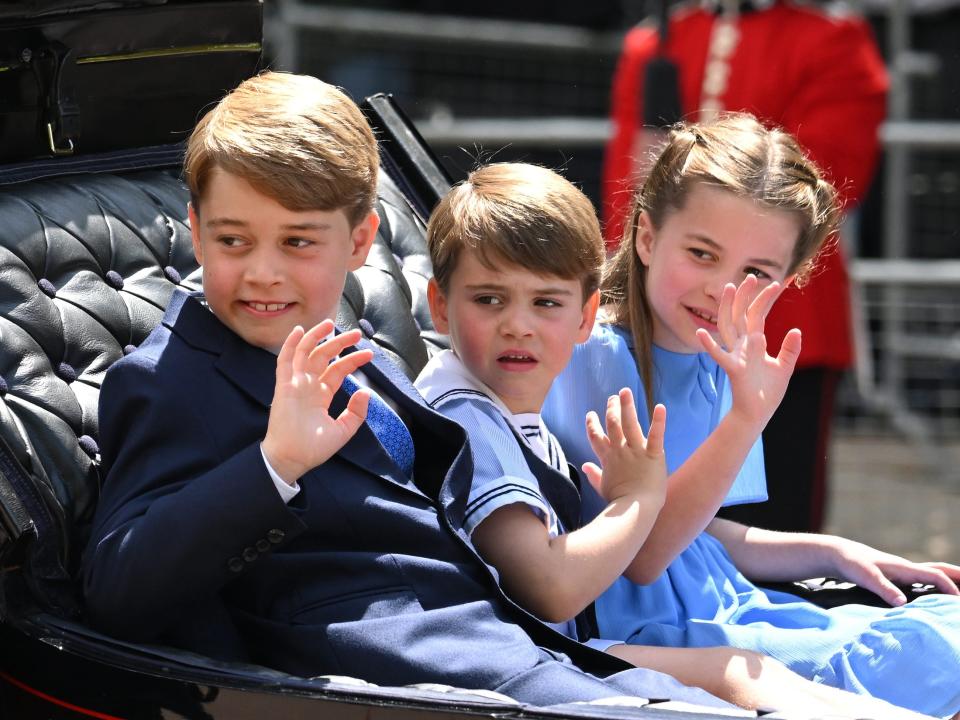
left=217, top=235, right=245, bottom=248
left=285, top=236, right=314, bottom=249
left=688, top=247, right=714, bottom=261
left=475, top=295, right=502, bottom=306
left=535, top=298, right=562, bottom=308
left=745, top=267, right=771, bottom=281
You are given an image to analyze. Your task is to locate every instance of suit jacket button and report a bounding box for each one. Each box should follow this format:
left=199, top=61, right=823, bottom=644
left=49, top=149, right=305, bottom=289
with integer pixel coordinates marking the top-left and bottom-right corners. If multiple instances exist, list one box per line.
left=267, top=529, right=285, bottom=544
left=256, top=539, right=271, bottom=553
left=228, top=557, right=244, bottom=573
left=242, top=547, right=258, bottom=563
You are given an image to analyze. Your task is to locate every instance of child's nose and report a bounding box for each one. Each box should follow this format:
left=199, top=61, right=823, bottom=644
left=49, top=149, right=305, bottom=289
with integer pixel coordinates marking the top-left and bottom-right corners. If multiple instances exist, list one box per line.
left=243, top=249, right=283, bottom=284
left=499, top=306, right=533, bottom=337
left=704, top=274, right=727, bottom=301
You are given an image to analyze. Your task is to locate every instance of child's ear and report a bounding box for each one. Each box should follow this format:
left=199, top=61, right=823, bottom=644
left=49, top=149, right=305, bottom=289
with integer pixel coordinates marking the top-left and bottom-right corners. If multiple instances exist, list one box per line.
left=426, top=277, right=450, bottom=334
left=346, top=210, right=380, bottom=271
left=577, top=289, right=601, bottom=343
left=188, top=202, right=204, bottom=265
left=634, top=212, right=655, bottom=267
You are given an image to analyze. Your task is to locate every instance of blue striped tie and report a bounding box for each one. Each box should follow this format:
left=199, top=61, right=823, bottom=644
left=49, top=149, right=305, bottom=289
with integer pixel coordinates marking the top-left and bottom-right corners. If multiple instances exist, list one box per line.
left=342, top=374, right=415, bottom=477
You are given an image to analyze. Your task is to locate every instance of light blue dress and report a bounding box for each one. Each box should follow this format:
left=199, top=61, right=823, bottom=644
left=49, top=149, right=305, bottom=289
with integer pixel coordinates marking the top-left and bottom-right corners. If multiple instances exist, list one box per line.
left=543, top=323, right=960, bottom=718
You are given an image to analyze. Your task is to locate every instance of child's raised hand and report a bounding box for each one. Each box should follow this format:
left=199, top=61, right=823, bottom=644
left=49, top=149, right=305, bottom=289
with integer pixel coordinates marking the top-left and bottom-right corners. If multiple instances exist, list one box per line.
left=696, top=274, right=801, bottom=431
left=262, top=321, right=374, bottom=484
left=582, top=389, right=667, bottom=506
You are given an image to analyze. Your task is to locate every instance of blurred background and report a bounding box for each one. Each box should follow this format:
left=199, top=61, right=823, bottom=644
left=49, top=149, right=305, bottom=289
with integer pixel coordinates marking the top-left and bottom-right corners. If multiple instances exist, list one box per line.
left=262, top=0, right=960, bottom=563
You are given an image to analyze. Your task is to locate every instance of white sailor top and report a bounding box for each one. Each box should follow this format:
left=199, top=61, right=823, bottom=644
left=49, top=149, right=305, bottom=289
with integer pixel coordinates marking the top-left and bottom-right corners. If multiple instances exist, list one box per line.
left=416, top=349, right=595, bottom=643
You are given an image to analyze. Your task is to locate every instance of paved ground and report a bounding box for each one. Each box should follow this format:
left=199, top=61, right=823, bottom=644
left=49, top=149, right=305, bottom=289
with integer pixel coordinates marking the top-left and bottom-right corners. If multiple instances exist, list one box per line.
left=824, top=433, right=960, bottom=563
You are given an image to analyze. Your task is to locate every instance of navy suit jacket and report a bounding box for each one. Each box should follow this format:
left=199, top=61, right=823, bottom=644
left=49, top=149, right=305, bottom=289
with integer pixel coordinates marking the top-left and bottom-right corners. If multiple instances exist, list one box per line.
left=83, top=290, right=636, bottom=701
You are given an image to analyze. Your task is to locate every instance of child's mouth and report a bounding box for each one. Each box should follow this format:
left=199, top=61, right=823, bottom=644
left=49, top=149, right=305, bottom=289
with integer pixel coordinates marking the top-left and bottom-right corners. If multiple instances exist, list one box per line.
left=687, top=307, right=717, bottom=326
left=246, top=301, right=291, bottom=313
left=497, top=352, right=537, bottom=369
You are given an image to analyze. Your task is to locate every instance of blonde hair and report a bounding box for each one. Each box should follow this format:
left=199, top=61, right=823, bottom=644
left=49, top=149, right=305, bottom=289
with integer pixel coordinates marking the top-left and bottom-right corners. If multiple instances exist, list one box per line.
left=184, top=71, right=379, bottom=226
left=604, top=113, right=840, bottom=413
left=427, top=162, right=604, bottom=300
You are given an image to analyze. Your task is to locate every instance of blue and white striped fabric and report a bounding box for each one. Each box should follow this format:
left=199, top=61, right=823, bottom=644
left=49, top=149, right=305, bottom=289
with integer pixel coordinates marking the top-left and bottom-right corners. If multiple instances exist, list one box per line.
left=416, top=350, right=565, bottom=537
left=416, top=350, right=588, bottom=642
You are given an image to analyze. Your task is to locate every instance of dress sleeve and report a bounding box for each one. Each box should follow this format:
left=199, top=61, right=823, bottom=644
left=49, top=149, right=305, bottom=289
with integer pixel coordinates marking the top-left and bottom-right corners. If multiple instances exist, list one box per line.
left=439, top=399, right=553, bottom=537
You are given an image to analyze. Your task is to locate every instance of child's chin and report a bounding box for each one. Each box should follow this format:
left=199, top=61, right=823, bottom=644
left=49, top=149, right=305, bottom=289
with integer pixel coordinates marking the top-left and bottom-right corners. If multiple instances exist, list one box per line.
left=236, top=327, right=286, bottom=353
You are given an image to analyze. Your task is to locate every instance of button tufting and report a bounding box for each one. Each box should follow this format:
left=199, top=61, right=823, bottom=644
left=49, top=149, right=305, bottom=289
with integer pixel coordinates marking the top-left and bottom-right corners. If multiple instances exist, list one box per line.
left=358, top=318, right=375, bottom=338
left=38, top=278, right=56, bottom=297
left=256, top=539, right=270, bottom=553
left=57, top=363, right=77, bottom=383
left=242, top=547, right=258, bottom=563
left=0, top=376, right=7, bottom=396
left=105, top=270, right=124, bottom=290
left=267, top=528, right=285, bottom=544
left=78, top=435, right=99, bottom=458
left=123, top=345, right=137, bottom=355
left=163, top=266, right=182, bottom=284
left=227, top=557, right=244, bottom=573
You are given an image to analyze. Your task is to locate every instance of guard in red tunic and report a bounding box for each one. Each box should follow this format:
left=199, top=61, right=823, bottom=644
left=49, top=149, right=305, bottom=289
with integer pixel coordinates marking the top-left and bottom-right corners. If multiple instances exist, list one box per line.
left=604, top=0, right=888, bottom=531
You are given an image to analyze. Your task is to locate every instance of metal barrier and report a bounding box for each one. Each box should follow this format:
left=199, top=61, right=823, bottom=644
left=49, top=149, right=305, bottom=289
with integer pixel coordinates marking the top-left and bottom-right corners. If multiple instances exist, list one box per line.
left=842, top=258, right=960, bottom=482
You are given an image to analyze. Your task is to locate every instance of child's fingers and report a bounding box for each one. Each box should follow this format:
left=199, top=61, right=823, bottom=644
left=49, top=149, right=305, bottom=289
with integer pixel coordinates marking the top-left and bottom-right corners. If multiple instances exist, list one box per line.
left=585, top=411, right=609, bottom=460
left=696, top=328, right=727, bottom=368
left=717, top=283, right=738, bottom=351
left=276, top=325, right=305, bottom=385
left=731, top=274, right=758, bottom=337
left=858, top=567, right=907, bottom=607
left=584, top=410, right=605, bottom=440
left=604, top=392, right=625, bottom=446
left=338, top=385, right=371, bottom=435
left=321, top=349, right=375, bottom=397
left=775, top=328, right=802, bottom=372
left=906, top=565, right=960, bottom=596
left=616, top=388, right=646, bottom=445
left=293, top=322, right=333, bottom=377
left=927, top=561, right=960, bottom=584
left=581, top=462, right=604, bottom=494
left=306, top=327, right=362, bottom=369
left=745, top=281, right=783, bottom=334
left=645, top=403, right=667, bottom=457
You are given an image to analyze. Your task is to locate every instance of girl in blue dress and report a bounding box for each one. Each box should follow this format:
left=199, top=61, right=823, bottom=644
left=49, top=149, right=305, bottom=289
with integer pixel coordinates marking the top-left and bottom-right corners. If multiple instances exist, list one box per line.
left=543, top=113, right=960, bottom=718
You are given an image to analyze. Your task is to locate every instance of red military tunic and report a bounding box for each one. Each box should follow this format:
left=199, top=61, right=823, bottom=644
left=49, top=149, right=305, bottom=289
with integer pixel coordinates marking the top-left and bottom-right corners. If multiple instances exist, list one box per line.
left=604, top=0, right=888, bottom=369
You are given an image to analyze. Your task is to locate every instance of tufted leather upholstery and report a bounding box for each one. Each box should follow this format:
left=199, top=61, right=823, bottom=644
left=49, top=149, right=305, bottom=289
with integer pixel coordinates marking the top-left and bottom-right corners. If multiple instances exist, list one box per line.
left=0, top=162, right=444, bottom=617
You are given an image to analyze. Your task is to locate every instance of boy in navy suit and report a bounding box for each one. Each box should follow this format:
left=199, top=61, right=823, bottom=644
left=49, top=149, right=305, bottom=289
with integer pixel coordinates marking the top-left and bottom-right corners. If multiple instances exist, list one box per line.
left=82, top=71, right=729, bottom=707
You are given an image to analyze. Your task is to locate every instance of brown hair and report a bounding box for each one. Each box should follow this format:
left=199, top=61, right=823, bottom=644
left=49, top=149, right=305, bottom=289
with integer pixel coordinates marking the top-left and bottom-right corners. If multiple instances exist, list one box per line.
left=427, top=162, right=604, bottom=300
left=184, top=71, right=379, bottom=226
left=604, top=113, right=840, bottom=413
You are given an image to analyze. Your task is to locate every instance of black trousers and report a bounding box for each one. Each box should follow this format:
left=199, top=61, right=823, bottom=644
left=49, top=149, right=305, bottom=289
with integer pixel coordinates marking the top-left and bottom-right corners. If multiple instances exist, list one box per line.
left=719, top=368, right=841, bottom=533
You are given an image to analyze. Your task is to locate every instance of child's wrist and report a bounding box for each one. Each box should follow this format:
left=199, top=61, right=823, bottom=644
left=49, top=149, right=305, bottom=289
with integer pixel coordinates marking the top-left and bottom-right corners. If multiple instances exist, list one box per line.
left=610, top=484, right=666, bottom=507
left=261, top=440, right=303, bottom=486
left=724, top=405, right=767, bottom=437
